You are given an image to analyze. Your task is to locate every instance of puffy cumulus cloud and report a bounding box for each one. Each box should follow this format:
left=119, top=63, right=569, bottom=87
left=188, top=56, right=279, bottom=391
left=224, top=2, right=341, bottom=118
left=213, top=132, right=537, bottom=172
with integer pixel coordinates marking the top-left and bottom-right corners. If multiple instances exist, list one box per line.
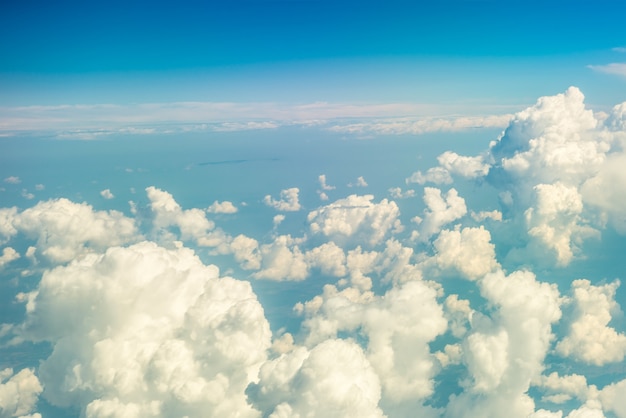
left=348, top=176, right=368, bottom=188
left=99, top=189, right=114, bottom=199
left=0, top=247, right=19, bottom=269
left=599, top=378, right=626, bottom=418
left=308, top=195, right=401, bottom=247
left=304, top=242, right=347, bottom=278
left=417, top=188, right=467, bottom=240
left=207, top=200, right=238, bottom=214
left=537, top=372, right=592, bottom=405
left=228, top=234, right=262, bottom=270
left=556, top=279, right=626, bottom=366
left=433, top=226, right=499, bottom=280
left=297, top=280, right=447, bottom=405
left=406, top=166, right=453, bottom=185
left=252, top=235, right=308, bottom=281
left=263, top=188, right=301, bottom=212
left=318, top=174, right=335, bottom=191
left=5, top=199, right=137, bottom=264
left=248, top=339, right=385, bottom=418
left=0, top=208, right=18, bottom=243
left=447, top=269, right=562, bottom=418
left=489, top=87, right=608, bottom=187
left=525, top=182, right=598, bottom=266
left=0, top=368, right=42, bottom=418
left=437, top=151, right=490, bottom=179
left=146, top=186, right=216, bottom=244
left=388, top=187, right=416, bottom=199
left=581, top=152, right=626, bottom=233
left=470, top=210, right=502, bottom=222
left=18, top=241, right=271, bottom=417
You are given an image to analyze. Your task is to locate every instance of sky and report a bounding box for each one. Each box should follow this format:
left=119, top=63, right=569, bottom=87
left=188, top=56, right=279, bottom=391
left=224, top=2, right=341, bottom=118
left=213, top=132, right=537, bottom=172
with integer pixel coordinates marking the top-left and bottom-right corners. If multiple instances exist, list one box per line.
left=1, top=1, right=626, bottom=417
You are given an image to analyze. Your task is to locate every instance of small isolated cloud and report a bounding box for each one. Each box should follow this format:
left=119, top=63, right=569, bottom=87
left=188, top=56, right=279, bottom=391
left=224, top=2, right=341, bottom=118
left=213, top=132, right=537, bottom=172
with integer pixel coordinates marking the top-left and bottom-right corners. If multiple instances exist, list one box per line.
left=34, top=184, right=45, bottom=191
left=273, top=214, right=285, bottom=227
left=388, top=187, right=416, bottom=199
left=0, top=246, right=20, bottom=269
left=207, top=200, right=238, bottom=214
left=588, top=63, right=626, bottom=78
left=406, top=166, right=453, bottom=185
left=613, top=46, right=626, bottom=53
left=318, top=174, right=335, bottom=191
left=100, top=189, right=114, bottom=199
left=3, top=176, right=20, bottom=184
left=348, top=176, right=368, bottom=187
left=263, top=188, right=301, bottom=211
left=21, top=189, right=35, bottom=200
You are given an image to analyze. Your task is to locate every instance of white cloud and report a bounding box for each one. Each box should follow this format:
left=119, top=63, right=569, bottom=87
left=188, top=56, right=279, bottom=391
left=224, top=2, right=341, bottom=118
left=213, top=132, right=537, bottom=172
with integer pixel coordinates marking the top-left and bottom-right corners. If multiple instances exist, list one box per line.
left=388, top=187, right=416, bottom=199
left=348, top=176, right=368, bottom=187
left=253, top=235, right=308, bottom=281
left=18, top=241, right=271, bottom=417
left=588, top=63, right=626, bottom=78
left=308, top=194, right=401, bottom=246
left=433, top=226, right=499, bottom=280
left=146, top=186, right=216, bottom=244
left=100, top=189, right=114, bottom=199
left=418, top=188, right=467, bottom=240
left=406, top=166, right=453, bottom=185
left=298, top=279, right=447, bottom=405
left=207, top=200, right=238, bottom=214
left=0, top=247, right=19, bottom=270
left=6, top=198, right=138, bottom=263
left=318, top=174, right=335, bottom=191
left=263, top=188, right=301, bottom=212
left=470, top=210, right=502, bottom=222
left=3, top=176, right=20, bottom=184
left=599, top=378, right=626, bottom=418
left=437, top=151, right=490, bottom=179
left=525, top=182, right=597, bottom=266
left=0, top=368, right=42, bottom=418
left=556, top=279, right=626, bottom=366
left=248, top=339, right=385, bottom=418
left=34, top=184, right=44, bottom=191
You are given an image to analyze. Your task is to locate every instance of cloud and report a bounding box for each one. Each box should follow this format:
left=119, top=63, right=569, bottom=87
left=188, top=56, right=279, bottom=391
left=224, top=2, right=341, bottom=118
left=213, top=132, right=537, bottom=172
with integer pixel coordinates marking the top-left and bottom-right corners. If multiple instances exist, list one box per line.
left=388, top=187, right=416, bottom=199
left=3, top=176, right=20, bottom=184
left=207, top=200, right=238, bottom=214
left=18, top=241, right=271, bottom=417
left=406, top=166, right=453, bottom=185
left=248, top=339, right=385, bottom=418
left=263, top=188, right=301, bottom=212
left=0, top=368, right=42, bottom=418
left=99, top=189, right=114, bottom=199
left=146, top=186, right=216, bottom=243
left=348, top=176, right=368, bottom=187
left=297, top=279, right=447, bottom=406
left=437, top=151, right=490, bottom=179
left=433, top=226, right=499, bottom=280
left=556, top=279, right=626, bottom=366
left=4, top=198, right=137, bottom=263
left=588, top=63, right=626, bottom=78
left=417, top=188, right=467, bottom=240
left=307, top=194, right=401, bottom=246
left=318, top=174, right=335, bottom=191
left=0, top=247, right=19, bottom=270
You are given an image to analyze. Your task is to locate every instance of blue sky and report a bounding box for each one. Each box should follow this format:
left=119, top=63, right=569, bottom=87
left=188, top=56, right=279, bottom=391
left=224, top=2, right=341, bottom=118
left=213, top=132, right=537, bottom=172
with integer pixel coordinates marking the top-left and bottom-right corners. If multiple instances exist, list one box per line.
left=2, top=2, right=626, bottom=418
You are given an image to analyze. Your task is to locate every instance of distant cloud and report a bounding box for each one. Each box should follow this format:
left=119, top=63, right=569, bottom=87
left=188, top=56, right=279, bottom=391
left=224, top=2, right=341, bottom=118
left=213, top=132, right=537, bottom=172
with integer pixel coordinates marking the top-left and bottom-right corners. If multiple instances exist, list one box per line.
left=100, top=189, right=114, bottom=199
left=263, top=188, right=301, bottom=212
left=0, top=101, right=519, bottom=138
left=348, top=176, right=368, bottom=187
left=34, top=184, right=45, bottom=191
left=612, top=46, right=626, bottom=53
left=588, top=63, right=626, bottom=78
left=207, top=200, right=238, bottom=214
left=3, top=176, right=20, bottom=184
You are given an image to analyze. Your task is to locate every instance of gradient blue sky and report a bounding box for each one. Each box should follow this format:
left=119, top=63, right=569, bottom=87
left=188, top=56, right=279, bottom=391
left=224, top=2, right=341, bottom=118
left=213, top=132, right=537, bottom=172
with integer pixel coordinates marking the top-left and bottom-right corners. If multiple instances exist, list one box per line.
left=2, top=0, right=625, bottom=107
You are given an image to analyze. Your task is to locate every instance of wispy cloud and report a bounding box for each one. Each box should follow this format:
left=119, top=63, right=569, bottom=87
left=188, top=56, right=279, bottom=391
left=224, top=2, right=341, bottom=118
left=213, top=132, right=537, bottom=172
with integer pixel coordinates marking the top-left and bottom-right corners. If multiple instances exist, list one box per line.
left=588, top=63, right=626, bottom=78
left=612, top=46, right=626, bottom=53
left=0, top=101, right=520, bottom=139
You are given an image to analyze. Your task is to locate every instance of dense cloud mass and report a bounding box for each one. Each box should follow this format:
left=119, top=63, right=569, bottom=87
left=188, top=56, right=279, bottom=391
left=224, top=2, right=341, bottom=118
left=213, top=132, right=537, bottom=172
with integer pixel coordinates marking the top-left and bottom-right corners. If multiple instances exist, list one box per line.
left=1, top=87, right=625, bottom=417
